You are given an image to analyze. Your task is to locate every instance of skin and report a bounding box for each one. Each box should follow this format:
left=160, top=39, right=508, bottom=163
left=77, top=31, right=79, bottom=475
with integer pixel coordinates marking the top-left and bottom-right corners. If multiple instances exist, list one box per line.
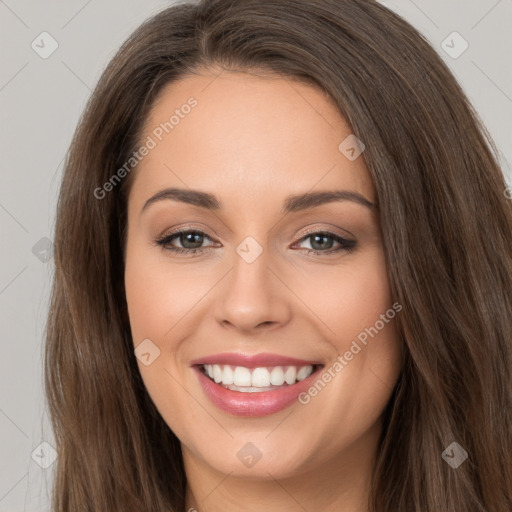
left=124, top=67, right=403, bottom=512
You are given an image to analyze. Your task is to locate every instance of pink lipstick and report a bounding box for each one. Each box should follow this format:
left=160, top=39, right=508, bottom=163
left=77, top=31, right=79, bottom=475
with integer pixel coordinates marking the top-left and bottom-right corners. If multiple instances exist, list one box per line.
left=190, top=352, right=323, bottom=417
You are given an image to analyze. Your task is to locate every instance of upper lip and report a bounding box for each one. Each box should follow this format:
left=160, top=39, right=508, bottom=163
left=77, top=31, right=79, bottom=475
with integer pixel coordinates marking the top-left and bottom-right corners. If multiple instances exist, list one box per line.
left=190, top=352, right=323, bottom=368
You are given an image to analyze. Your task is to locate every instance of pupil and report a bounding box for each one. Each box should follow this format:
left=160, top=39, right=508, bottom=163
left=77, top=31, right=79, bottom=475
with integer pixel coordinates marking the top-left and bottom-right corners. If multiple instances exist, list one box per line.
left=178, top=233, right=334, bottom=251
left=311, top=234, right=333, bottom=251
left=182, top=232, right=203, bottom=249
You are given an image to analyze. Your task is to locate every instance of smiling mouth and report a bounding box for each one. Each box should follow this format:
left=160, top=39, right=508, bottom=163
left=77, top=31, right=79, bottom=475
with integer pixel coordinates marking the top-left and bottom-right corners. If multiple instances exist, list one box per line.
left=199, top=363, right=324, bottom=393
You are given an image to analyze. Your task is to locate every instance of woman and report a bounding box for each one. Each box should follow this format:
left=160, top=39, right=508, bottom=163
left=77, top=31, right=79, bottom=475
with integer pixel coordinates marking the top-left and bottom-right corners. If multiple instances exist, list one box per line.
left=45, top=0, right=512, bottom=510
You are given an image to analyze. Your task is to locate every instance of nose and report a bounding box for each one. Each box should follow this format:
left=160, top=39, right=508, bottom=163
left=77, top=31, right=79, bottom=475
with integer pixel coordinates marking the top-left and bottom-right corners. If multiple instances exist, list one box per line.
left=213, top=248, right=292, bottom=336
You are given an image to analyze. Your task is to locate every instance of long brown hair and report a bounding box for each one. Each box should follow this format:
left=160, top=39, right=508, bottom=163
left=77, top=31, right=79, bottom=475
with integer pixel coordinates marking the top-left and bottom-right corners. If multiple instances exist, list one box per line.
left=45, top=0, right=512, bottom=510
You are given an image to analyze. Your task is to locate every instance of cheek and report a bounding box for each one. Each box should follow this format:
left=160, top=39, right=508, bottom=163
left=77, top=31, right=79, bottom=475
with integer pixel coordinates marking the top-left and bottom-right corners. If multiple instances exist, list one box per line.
left=124, top=241, right=207, bottom=346
left=291, top=245, right=394, bottom=344
left=123, top=235, right=216, bottom=412
left=292, top=246, right=402, bottom=418
left=332, top=248, right=401, bottom=397
left=123, top=240, right=197, bottom=421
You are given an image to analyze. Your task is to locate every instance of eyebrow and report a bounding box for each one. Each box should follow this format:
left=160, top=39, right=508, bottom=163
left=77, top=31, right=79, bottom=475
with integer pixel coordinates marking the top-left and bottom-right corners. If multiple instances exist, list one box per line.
left=141, top=187, right=376, bottom=215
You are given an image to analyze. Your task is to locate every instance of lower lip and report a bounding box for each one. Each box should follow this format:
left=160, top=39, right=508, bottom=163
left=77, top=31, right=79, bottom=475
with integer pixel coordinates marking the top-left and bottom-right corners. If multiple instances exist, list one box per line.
left=193, top=365, right=322, bottom=417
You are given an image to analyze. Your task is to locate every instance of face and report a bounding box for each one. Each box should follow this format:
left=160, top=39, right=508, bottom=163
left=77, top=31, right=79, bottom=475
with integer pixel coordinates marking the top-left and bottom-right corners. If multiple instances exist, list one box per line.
left=124, top=68, right=402, bottom=481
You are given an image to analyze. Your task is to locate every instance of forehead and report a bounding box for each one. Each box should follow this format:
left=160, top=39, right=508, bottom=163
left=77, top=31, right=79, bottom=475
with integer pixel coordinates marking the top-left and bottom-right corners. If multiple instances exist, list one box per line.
left=130, top=69, right=374, bottom=207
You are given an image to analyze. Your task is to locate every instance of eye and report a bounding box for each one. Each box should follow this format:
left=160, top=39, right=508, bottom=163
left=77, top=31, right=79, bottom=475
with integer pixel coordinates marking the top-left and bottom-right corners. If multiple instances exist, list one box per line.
left=155, top=228, right=357, bottom=256
left=293, top=231, right=357, bottom=255
left=155, top=229, right=217, bottom=255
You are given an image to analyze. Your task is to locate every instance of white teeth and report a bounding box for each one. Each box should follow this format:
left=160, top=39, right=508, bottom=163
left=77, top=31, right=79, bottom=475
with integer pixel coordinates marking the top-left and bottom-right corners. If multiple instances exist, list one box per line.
left=297, top=366, right=313, bottom=381
left=221, top=365, right=234, bottom=385
left=251, top=368, right=271, bottom=387
left=213, top=364, right=222, bottom=383
left=224, top=384, right=277, bottom=392
left=203, top=364, right=315, bottom=389
left=233, top=366, right=252, bottom=386
left=270, top=366, right=285, bottom=386
left=284, top=366, right=297, bottom=385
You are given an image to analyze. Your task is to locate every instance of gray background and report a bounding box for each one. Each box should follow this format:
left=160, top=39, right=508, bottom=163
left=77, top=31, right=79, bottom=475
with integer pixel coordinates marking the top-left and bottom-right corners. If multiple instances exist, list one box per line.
left=1, top=0, right=511, bottom=510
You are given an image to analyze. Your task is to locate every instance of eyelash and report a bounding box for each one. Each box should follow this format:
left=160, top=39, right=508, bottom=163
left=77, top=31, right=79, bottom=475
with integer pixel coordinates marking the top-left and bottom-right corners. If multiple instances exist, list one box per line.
left=155, top=228, right=356, bottom=256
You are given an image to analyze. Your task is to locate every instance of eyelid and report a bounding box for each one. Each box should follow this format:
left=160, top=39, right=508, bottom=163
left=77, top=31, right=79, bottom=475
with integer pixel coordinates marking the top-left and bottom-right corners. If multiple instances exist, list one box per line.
left=156, top=223, right=217, bottom=240
left=157, top=223, right=354, bottom=245
left=295, top=224, right=356, bottom=241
